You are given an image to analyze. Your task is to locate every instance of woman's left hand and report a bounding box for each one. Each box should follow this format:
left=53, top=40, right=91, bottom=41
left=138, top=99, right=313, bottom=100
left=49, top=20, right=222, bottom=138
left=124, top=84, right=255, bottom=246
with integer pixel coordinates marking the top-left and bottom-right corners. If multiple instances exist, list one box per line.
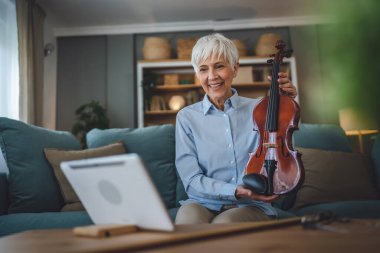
left=268, top=72, right=297, bottom=99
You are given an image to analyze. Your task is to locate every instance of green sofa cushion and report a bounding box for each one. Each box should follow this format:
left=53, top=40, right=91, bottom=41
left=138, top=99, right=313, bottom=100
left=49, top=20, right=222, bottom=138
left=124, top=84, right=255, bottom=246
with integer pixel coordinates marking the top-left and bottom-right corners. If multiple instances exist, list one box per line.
left=0, top=117, right=81, bottom=213
left=372, top=133, right=380, bottom=191
left=87, top=124, right=177, bottom=209
left=175, top=171, right=188, bottom=207
left=294, top=123, right=352, bottom=152
left=292, top=200, right=380, bottom=219
left=168, top=207, right=179, bottom=221
left=0, top=208, right=179, bottom=237
left=0, top=211, right=92, bottom=237
left=0, top=172, right=8, bottom=215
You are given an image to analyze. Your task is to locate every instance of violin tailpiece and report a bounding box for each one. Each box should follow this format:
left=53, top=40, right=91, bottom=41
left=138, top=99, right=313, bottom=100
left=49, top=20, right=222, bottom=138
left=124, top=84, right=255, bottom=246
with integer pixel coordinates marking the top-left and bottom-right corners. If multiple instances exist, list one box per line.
left=265, top=160, right=277, bottom=195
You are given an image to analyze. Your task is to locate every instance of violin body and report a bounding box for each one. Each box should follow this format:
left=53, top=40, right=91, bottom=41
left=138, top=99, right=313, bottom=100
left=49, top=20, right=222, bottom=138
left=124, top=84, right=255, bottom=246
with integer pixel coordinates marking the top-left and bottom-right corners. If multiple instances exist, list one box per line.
left=245, top=95, right=304, bottom=194
left=243, top=40, right=304, bottom=196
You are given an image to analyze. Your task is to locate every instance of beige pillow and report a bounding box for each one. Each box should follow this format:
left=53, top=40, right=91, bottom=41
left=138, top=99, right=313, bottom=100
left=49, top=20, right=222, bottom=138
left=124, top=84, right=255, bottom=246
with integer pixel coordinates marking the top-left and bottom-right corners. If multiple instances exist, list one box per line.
left=293, top=148, right=379, bottom=209
left=44, top=142, right=126, bottom=211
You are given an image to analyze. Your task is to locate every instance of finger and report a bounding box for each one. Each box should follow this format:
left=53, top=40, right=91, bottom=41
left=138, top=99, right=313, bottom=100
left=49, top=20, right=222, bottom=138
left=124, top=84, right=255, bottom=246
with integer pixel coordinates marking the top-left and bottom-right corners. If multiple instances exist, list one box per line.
left=278, top=72, right=288, bottom=78
left=255, top=195, right=279, bottom=202
left=277, top=78, right=291, bottom=85
left=280, top=89, right=297, bottom=98
left=249, top=191, right=279, bottom=201
left=279, top=82, right=295, bottom=89
left=280, top=87, right=296, bottom=93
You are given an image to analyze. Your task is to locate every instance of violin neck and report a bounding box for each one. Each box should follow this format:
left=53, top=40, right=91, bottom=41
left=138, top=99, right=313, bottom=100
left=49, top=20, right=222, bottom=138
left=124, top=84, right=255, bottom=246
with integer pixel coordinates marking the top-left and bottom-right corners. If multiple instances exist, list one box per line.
left=265, top=61, right=280, bottom=132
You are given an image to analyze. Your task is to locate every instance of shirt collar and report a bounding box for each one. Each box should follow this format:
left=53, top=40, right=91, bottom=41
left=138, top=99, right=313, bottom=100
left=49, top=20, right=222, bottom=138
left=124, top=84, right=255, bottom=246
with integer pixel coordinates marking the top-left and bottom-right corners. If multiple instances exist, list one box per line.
left=202, top=88, right=239, bottom=115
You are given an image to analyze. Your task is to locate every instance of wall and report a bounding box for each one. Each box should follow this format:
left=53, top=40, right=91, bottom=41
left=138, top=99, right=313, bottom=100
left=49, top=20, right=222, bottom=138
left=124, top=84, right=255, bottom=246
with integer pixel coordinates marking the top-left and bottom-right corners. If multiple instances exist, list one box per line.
left=106, top=35, right=135, bottom=128
left=56, top=36, right=107, bottom=131
left=42, top=5, right=62, bottom=129
left=290, top=24, right=339, bottom=125
left=290, top=25, right=332, bottom=124
left=48, top=23, right=336, bottom=131
left=56, top=35, right=135, bottom=131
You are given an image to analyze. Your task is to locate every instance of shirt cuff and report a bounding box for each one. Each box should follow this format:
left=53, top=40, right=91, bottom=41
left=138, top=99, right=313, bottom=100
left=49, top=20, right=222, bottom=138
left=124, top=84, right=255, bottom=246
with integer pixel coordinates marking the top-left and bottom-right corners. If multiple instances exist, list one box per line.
left=219, top=183, right=238, bottom=201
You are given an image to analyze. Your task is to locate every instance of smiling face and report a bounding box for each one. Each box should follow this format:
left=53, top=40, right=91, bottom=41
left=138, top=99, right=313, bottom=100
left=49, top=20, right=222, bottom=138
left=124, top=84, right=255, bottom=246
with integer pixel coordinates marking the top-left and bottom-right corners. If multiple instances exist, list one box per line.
left=196, top=55, right=239, bottom=110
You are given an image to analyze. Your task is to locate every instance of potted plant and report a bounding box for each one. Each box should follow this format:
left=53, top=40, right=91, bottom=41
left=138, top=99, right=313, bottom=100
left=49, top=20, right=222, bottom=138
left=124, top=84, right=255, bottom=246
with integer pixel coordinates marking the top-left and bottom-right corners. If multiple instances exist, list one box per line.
left=72, top=101, right=110, bottom=148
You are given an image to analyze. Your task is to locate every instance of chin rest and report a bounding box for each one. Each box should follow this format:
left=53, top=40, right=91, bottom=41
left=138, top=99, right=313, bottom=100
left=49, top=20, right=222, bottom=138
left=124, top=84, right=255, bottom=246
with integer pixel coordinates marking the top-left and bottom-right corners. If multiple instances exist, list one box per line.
left=242, top=174, right=269, bottom=195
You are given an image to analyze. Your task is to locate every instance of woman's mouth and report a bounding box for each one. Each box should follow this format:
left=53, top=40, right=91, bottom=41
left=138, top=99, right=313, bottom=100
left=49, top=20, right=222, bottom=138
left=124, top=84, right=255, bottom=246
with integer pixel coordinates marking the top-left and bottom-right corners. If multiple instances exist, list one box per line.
left=208, top=82, right=224, bottom=89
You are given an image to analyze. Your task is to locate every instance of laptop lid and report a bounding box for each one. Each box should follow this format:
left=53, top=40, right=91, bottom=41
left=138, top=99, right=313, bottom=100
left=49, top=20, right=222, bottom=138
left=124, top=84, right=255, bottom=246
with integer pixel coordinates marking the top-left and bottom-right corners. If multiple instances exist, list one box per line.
left=60, top=153, right=175, bottom=231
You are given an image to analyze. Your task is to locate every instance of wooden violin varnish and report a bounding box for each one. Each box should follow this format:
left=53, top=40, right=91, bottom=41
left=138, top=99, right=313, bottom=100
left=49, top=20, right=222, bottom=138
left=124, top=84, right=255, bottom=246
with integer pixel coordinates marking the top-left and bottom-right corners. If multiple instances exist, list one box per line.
left=243, top=40, right=304, bottom=196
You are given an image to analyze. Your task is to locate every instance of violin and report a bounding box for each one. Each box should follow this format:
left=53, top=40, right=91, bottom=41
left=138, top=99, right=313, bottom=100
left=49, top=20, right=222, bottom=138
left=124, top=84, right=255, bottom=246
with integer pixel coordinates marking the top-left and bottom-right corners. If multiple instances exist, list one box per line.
left=243, top=40, right=304, bottom=196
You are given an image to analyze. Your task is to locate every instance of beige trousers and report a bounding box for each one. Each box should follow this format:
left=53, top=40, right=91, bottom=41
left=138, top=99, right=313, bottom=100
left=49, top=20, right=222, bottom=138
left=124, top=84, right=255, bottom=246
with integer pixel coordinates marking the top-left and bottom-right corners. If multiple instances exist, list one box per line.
left=175, top=203, right=273, bottom=224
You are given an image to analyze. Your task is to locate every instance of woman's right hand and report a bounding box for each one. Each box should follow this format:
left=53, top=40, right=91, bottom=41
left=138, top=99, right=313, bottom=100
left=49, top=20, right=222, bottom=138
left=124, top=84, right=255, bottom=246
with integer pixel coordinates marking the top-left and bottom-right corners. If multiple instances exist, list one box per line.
left=235, top=185, right=279, bottom=202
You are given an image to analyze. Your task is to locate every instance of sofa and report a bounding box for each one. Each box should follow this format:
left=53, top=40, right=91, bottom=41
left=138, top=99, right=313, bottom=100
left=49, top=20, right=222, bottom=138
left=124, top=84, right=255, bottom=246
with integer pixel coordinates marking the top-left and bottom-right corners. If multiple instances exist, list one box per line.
left=0, top=117, right=379, bottom=237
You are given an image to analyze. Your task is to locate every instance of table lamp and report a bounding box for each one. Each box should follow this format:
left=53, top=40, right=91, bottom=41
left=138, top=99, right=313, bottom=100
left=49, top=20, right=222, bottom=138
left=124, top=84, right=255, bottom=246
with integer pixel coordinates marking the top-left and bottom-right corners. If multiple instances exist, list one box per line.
left=339, top=108, right=379, bottom=153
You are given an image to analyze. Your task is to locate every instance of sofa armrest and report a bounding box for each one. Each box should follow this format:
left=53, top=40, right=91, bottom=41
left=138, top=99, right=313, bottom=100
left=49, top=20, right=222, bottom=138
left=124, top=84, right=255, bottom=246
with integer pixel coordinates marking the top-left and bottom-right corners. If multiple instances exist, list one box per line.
left=0, top=172, right=8, bottom=215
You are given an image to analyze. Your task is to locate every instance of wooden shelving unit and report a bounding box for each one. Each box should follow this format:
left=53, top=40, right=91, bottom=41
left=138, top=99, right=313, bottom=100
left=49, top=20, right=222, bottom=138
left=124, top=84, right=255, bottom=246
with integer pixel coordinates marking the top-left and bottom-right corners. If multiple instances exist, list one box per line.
left=137, top=57, right=298, bottom=127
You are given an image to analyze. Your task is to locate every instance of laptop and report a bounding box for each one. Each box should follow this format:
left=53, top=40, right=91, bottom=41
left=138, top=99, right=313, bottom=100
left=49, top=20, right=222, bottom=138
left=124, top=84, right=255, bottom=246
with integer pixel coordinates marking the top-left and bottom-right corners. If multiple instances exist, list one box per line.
left=60, top=153, right=175, bottom=231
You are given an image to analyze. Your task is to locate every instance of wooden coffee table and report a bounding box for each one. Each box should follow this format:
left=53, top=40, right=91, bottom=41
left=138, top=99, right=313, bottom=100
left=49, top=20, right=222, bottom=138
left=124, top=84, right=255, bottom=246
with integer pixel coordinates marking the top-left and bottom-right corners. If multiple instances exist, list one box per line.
left=1, top=218, right=379, bottom=253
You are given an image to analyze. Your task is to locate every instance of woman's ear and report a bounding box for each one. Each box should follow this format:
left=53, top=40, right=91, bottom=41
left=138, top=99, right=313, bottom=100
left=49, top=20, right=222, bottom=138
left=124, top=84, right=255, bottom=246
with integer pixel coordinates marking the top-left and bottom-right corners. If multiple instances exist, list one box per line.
left=233, top=63, right=240, bottom=78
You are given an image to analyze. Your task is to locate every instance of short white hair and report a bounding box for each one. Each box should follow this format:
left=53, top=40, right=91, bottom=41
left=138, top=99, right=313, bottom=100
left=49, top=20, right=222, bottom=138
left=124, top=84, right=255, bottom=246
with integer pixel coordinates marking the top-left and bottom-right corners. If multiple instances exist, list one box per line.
left=191, top=33, right=239, bottom=73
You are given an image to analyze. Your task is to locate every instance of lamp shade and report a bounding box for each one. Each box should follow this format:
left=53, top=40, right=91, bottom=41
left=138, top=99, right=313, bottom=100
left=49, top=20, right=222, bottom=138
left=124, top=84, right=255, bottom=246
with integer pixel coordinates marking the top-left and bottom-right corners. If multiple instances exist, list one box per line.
left=339, top=108, right=378, bottom=134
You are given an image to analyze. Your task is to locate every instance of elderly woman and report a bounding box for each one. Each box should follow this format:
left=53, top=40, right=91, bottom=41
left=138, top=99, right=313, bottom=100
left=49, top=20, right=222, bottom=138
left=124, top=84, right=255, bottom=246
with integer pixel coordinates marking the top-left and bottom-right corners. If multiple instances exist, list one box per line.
left=175, top=33, right=297, bottom=224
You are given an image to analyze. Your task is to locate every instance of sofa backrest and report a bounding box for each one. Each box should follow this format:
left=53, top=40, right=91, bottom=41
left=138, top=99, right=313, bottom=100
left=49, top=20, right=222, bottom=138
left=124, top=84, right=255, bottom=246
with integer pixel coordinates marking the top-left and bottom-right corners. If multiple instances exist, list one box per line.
left=293, top=123, right=352, bottom=152
left=87, top=124, right=179, bottom=209
left=0, top=172, right=8, bottom=215
left=0, top=117, right=81, bottom=214
left=0, top=117, right=364, bottom=214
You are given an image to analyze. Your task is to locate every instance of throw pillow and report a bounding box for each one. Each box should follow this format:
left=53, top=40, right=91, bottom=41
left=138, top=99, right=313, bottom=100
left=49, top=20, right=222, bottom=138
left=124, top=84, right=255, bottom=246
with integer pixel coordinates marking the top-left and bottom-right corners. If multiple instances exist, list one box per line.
left=44, top=142, right=126, bottom=211
left=86, top=124, right=177, bottom=209
left=293, top=148, right=379, bottom=209
left=0, top=117, right=81, bottom=213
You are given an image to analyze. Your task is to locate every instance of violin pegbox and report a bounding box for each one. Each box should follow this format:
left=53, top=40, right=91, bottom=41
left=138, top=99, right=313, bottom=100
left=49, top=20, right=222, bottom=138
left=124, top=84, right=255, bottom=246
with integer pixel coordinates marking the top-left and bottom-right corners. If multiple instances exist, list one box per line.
left=269, top=40, right=293, bottom=64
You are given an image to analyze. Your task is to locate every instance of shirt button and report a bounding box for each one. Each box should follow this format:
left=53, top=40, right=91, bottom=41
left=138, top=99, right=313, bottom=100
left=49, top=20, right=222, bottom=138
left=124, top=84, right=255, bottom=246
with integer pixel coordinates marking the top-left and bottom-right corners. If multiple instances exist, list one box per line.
left=223, top=114, right=227, bottom=117
left=230, top=160, right=234, bottom=164
left=228, top=144, right=232, bottom=148
left=226, top=129, right=229, bottom=133
left=232, top=177, right=235, bottom=181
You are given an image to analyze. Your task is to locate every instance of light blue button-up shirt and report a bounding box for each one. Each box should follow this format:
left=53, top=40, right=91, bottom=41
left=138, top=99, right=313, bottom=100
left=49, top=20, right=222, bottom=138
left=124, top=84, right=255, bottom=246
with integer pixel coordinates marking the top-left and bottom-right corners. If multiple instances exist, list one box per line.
left=175, top=89, right=276, bottom=216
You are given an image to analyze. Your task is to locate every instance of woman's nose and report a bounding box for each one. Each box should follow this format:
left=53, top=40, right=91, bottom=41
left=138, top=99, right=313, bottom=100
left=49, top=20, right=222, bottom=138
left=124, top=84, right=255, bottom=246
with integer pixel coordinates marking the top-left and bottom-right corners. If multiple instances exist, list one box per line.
left=208, top=69, right=217, bottom=80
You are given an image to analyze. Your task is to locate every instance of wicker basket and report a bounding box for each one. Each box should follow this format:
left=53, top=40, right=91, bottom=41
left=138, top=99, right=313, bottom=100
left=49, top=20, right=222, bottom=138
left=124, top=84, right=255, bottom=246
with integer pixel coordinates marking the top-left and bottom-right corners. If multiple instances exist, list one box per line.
left=255, top=33, right=282, bottom=56
left=232, top=39, right=247, bottom=57
left=176, top=38, right=197, bottom=59
left=143, top=37, right=171, bottom=60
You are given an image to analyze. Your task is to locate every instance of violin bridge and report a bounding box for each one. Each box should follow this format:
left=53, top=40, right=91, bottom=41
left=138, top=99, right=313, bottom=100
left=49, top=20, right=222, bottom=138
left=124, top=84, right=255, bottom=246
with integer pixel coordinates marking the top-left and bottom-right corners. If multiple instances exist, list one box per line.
left=263, top=143, right=278, bottom=148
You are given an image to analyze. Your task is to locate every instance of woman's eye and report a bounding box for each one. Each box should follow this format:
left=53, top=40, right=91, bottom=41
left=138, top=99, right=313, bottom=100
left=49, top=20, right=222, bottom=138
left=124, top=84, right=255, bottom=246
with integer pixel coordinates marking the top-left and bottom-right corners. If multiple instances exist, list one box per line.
left=199, top=68, right=206, bottom=72
left=216, top=65, right=224, bottom=69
